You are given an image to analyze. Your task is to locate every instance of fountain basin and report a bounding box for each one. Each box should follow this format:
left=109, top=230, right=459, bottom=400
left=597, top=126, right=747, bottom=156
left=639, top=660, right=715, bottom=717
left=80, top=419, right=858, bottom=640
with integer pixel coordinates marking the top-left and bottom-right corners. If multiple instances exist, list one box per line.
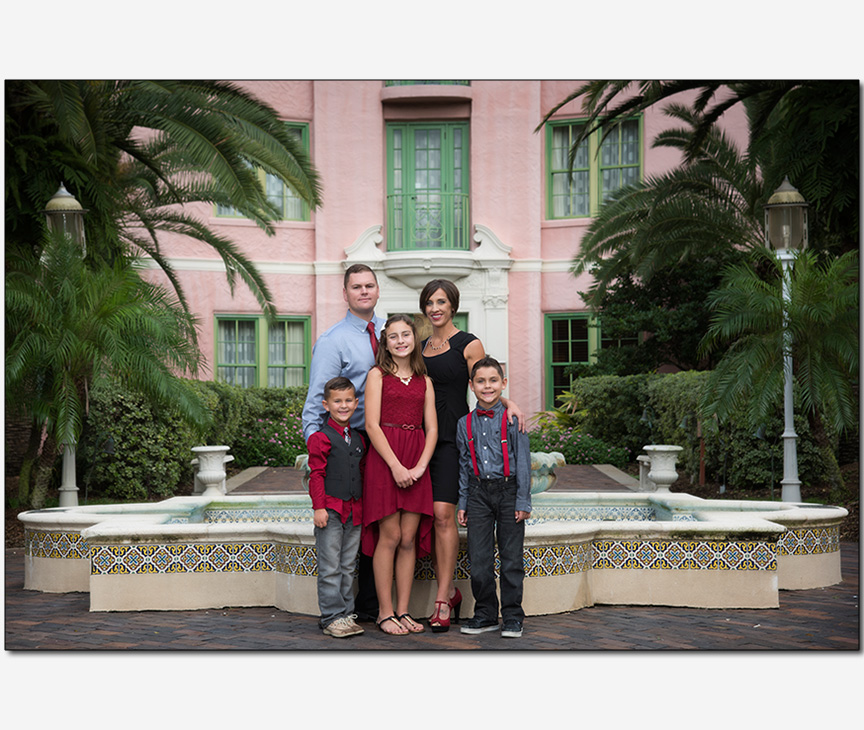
left=19, top=491, right=846, bottom=615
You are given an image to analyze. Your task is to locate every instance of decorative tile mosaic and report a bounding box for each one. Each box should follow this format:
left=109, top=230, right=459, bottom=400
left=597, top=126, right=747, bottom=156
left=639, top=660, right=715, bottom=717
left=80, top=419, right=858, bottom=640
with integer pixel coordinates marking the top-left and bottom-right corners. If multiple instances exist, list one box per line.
left=33, top=525, right=841, bottom=580
left=593, top=539, right=777, bottom=571
left=203, top=507, right=312, bottom=524
left=24, top=530, right=89, bottom=560
left=272, top=543, right=317, bottom=577
left=90, top=542, right=274, bottom=575
left=528, top=505, right=656, bottom=524
left=779, top=525, right=839, bottom=556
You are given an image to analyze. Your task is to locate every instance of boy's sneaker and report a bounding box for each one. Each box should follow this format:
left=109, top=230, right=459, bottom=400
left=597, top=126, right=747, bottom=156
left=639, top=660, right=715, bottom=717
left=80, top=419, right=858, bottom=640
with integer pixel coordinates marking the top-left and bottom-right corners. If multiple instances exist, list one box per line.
left=460, top=617, right=499, bottom=634
left=501, top=620, right=523, bottom=638
left=345, top=614, right=365, bottom=635
left=323, top=616, right=364, bottom=638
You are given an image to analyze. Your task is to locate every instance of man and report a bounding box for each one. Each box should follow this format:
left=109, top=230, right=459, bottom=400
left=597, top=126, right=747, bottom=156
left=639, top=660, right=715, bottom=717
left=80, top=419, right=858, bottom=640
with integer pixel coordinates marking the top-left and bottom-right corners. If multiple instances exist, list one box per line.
left=302, top=263, right=384, bottom=621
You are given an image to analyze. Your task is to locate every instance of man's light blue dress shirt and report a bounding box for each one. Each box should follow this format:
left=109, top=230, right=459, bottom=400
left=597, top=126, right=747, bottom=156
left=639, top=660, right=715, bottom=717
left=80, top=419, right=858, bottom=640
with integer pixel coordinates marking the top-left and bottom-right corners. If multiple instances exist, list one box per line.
left=301, top=310, right=384, bottom=441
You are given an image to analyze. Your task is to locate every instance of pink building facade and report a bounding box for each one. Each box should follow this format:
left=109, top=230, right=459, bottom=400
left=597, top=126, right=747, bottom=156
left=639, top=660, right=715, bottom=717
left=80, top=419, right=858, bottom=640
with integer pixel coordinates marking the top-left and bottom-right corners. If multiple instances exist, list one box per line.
left=143, top=80, right=748, bottom=417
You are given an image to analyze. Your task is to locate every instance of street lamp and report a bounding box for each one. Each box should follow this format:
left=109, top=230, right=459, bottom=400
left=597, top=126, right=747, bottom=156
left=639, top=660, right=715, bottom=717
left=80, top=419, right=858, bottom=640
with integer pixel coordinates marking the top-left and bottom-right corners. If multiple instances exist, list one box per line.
left=44, top=184, right=87, bottom=507
left=44, top=183, right=87, bottom=257
left=763, top=177, right=808, bottom=503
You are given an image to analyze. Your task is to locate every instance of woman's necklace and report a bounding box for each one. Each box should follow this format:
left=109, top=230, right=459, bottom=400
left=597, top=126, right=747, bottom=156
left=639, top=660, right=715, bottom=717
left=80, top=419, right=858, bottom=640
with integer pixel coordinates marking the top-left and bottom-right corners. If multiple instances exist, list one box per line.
left=425, top=330, right=456, bottom=352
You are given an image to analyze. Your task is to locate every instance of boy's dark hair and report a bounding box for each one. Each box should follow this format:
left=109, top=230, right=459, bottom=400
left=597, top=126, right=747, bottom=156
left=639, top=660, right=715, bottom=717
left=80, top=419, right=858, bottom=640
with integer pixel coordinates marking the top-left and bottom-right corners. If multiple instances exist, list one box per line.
left=324, top=376, right=356, bottom=399
left=343, top=263, right=378, bottom=289
left=470, top=356, right=505, bottom=380
left=419, top=278, right=460, bottom=315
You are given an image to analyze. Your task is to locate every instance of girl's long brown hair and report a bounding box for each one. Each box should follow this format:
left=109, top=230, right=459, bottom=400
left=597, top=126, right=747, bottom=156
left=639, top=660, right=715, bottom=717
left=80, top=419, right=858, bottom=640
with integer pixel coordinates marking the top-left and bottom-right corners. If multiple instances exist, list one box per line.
left=375, top=314, right=427, bottom=377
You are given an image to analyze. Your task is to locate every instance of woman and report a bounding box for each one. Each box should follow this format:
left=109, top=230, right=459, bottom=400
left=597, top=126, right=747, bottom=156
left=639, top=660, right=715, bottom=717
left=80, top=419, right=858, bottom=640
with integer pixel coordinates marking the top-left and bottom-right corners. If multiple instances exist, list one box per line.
left=419, top=279, right=525, bottom=632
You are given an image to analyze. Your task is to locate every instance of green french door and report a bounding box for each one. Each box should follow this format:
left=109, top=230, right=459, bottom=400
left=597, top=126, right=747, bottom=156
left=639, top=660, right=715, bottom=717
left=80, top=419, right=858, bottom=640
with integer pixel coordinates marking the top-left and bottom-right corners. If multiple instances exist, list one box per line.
left=387, top=122, right=469, bottom=250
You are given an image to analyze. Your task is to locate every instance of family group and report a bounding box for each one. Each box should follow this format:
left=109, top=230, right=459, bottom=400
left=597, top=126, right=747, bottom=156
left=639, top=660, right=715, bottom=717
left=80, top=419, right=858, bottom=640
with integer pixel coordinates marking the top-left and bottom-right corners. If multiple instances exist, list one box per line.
left=300, top=266, right=532, bottom=640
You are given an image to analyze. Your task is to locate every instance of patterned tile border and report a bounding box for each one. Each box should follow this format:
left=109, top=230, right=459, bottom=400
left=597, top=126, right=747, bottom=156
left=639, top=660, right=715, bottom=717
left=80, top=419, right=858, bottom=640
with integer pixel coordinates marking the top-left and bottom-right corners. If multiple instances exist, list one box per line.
left=24, top=525, right=841, bottom=578
left=592, top=539, right=776, bottom=571
left=528, top=505, right=656, bottom=523
left=778, top=524, right=839, bottom=556
left=24, top=530, right=89, bottom=560
left=90, top=542, right=274, bottom=575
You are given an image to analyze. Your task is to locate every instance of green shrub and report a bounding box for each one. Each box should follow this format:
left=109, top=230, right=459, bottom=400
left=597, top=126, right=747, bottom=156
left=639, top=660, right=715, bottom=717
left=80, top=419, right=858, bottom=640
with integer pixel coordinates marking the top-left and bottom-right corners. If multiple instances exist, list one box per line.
left=80, top=378, right=199, bottom=501
left=80, top=379, right=310, bottom=501
left=560, top=373, right=656, bottom=457
left=232, top=413, right=307, bottom=468
left=646, top=371, right=712, bottom=481
left=529, top=423, right=630, bottom=468
left=552, top=370, right=834, bottom=492
left=713, top=409, right=827, bottom=492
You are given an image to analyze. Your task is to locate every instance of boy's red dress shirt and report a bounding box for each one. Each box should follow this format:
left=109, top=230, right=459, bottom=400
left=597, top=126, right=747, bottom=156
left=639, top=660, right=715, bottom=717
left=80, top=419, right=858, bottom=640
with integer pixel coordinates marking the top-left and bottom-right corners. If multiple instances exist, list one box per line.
left=306, top=417, right=364, bottom=525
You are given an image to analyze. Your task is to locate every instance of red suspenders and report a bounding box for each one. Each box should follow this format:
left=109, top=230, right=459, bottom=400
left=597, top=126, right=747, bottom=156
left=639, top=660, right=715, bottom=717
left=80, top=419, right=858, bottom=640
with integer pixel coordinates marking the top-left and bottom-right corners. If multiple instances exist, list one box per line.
left=466, top=408, right=510, bottom=478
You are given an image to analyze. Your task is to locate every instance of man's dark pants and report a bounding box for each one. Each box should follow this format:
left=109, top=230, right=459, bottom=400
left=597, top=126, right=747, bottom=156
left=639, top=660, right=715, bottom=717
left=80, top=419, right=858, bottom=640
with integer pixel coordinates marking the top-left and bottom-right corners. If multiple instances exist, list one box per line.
left=353, top=428, right=379, bottom=620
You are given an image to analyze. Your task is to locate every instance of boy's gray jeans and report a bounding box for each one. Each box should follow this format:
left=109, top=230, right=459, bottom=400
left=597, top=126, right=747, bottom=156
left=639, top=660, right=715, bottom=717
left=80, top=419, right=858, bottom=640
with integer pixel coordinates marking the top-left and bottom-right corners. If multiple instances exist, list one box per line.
left=315, top=508, right=361, bottom=627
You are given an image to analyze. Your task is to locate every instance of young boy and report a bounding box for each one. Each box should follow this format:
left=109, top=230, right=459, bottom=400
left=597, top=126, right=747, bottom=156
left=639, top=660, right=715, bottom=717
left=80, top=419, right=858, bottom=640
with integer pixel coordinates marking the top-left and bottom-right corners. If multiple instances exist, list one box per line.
left=306, top=376, right=366, bottom=638
left=456, top=357, right=531, bottom=638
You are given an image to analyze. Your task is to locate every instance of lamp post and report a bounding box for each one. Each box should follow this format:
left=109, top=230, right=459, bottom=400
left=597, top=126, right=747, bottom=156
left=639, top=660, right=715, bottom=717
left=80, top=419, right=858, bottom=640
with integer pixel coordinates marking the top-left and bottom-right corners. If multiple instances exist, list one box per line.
left=44, top=184, right=87, bottom=507
left=763, top=177, right=808, bottom=503
left=44, top=183, right=87, bottom=257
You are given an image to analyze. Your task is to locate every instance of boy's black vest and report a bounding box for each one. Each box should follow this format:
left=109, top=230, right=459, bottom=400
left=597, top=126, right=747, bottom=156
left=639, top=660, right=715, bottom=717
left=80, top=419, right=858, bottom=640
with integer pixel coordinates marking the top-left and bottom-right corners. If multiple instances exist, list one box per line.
left=322, top=422, right=365, bottom=501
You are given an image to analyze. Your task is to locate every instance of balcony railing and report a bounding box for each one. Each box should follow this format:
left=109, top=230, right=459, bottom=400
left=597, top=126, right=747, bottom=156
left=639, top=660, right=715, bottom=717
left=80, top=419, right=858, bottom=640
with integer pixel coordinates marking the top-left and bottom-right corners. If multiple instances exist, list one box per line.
left=384, top=80, right=471, bottom=87
left=387, top=192, right=470, bottom=250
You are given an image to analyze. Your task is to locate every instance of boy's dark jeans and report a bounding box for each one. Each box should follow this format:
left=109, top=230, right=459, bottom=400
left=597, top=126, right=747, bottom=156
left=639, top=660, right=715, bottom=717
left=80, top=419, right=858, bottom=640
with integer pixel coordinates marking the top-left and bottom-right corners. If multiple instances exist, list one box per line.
left=466, top=476, right=526, bottom=624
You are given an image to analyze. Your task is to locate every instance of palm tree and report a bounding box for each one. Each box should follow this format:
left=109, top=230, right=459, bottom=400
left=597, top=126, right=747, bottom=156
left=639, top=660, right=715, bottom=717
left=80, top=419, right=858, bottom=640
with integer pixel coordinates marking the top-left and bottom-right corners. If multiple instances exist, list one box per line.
left=539, top=80, right=858, bottom=253
left=575, top=104, right=761, bottom=304
left=699, top=248, right=859, bottom=491
left=6, top=79, right=323, bottom=315
left=6, top=229, right=212, bottom=508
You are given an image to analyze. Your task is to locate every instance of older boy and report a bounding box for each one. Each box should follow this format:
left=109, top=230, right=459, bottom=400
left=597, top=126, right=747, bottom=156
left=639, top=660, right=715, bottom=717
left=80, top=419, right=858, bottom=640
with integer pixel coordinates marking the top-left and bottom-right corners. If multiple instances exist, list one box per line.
left=456, top=357, right=531, bottom=638
left=307, top=377, right=367, bottom=637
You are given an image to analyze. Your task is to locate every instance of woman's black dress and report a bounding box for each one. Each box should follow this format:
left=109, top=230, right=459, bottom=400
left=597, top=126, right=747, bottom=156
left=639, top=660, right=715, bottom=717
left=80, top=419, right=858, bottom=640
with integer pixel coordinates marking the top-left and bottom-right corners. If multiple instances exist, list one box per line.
left=422, top=330, right=477, bottom=504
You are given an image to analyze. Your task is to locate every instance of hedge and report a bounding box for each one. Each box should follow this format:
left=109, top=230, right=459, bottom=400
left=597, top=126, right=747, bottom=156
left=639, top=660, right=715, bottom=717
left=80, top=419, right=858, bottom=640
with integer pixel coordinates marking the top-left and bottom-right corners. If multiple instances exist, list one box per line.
left=79, top=377, right=309, bottom=501
left=556, top=371, right=833, bottom=491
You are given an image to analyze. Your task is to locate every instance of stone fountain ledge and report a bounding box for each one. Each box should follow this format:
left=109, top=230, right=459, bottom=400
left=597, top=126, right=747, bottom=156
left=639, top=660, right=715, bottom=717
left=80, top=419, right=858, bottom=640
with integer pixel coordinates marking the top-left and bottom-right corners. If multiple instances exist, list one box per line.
left=19, top=447, right=846, bottom=613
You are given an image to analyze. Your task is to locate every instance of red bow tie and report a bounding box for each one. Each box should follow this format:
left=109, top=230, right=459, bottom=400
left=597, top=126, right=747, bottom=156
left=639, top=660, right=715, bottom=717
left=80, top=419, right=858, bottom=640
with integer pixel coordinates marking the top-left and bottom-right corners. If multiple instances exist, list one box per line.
left=476, top=409, right=496, bottom=418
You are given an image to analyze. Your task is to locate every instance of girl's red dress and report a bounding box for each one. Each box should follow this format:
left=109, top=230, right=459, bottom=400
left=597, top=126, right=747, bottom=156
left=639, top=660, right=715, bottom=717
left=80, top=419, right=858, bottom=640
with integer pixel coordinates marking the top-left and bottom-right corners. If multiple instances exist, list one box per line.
left=361, top=369, right=434, bottom=557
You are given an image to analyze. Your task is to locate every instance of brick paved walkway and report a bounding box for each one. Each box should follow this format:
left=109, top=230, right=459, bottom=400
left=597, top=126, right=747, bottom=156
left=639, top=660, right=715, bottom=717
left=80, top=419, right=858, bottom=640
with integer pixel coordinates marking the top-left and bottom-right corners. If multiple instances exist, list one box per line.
left=5, top=544, right=858, bottom=651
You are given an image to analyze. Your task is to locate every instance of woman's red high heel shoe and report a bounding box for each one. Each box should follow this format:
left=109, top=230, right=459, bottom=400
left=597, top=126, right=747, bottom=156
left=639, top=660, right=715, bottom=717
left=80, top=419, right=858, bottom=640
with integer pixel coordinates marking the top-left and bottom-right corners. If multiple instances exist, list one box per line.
left=449, top=587, right=462, bottom=625
left=428, top=601, right=451, bottom=633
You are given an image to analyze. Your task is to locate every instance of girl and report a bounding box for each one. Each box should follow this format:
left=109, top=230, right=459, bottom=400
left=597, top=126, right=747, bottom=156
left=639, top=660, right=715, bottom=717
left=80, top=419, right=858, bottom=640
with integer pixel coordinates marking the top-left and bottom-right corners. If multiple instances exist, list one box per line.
left=363, top=314, right=438, bottom=636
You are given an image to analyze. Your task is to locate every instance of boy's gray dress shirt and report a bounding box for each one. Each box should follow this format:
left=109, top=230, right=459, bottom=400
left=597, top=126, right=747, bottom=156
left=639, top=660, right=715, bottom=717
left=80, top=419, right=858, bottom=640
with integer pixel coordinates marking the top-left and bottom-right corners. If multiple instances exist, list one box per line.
left=456, top=400, right=531, bottom=513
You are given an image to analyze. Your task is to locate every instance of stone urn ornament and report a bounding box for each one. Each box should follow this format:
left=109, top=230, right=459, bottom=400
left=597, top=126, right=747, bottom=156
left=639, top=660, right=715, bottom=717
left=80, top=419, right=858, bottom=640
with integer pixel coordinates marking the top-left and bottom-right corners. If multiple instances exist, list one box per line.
left=643, top=445, right=683, bottom=493
left=191, top=445, right=233, bottom=497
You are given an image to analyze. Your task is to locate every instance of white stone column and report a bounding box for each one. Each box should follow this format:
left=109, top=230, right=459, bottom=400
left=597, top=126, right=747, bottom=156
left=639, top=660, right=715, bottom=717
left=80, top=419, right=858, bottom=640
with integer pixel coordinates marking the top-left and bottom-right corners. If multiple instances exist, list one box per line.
left=472, top=225, right=513, bottom=373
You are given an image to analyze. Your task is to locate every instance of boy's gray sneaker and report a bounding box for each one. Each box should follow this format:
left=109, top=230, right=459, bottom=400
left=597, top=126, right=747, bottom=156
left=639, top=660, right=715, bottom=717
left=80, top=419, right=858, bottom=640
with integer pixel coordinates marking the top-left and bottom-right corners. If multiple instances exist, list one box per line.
left=501, top=621, right=523, bottom=638
left=323, top=616, right=364, bottom=638
left=460, top=617, right=499, bottom=634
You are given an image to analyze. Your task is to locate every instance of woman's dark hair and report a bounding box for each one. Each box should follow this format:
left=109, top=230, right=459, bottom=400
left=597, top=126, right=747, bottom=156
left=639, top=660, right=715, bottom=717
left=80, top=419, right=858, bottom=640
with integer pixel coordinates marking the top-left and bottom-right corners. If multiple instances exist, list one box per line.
left=419, top=279, right=460, bottom=316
